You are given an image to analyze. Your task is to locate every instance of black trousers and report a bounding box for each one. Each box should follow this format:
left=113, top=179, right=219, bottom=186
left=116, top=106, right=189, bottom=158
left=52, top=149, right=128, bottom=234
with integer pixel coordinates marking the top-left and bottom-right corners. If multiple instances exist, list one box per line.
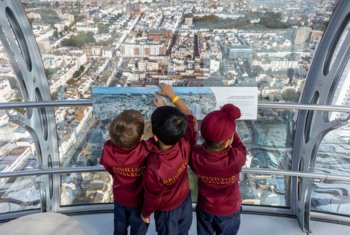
left=196, top=207, right=241, bottom=235
left=113, top=202, right=149, bottom=235
left=154, top=192, right=193, bottom=235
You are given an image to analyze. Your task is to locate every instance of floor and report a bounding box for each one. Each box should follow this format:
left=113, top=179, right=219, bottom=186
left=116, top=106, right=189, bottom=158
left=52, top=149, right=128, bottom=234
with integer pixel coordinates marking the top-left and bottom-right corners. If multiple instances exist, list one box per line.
left=71, top=212, right=350, bottom=235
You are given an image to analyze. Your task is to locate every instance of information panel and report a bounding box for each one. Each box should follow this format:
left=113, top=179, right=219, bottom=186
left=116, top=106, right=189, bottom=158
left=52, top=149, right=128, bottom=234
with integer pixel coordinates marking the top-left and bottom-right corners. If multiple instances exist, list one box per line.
left=92, top=87, right=258, bottom=120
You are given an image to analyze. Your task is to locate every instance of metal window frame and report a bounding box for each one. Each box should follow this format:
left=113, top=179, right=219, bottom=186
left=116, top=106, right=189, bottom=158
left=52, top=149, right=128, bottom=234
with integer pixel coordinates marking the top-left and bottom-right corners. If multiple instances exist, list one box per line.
left=2, top=100, right=350, bottom=112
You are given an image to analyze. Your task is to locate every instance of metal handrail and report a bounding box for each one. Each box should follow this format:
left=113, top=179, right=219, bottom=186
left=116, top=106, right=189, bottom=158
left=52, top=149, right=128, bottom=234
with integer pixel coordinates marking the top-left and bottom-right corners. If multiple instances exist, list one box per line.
left=1, top=166, right=350, bottom=182
left=0, top=100, right=92, bottom=109
left=1, top=99, right=350, bottom=112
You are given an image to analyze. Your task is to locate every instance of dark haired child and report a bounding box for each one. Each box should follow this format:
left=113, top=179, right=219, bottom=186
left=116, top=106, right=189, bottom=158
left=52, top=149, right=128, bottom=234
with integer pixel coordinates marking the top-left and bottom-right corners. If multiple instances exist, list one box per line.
left=100, top=110, right=149, bottom=235
left=141, top=84, right=197, bottom=235
left=189, top=104, right=247, bottom=235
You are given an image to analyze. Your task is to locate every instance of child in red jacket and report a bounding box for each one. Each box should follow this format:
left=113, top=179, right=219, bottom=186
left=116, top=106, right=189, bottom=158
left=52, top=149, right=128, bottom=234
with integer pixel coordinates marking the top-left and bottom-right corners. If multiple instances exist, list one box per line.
left=100, top=110, right=149, bottom=235
left=141, top=84, right=197, bottom=235
left=189, top=104, right=247, bottom=235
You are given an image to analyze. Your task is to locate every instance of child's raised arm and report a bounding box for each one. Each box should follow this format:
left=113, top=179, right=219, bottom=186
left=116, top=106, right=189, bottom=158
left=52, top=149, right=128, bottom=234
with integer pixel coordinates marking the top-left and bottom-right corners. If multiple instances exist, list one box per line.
left=157, top=84, right=192, bottom=116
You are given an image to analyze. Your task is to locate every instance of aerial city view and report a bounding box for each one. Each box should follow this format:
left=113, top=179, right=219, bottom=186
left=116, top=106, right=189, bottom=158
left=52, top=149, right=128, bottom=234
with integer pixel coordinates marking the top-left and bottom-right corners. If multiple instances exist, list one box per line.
left=1, top=0, right=349, bottom=215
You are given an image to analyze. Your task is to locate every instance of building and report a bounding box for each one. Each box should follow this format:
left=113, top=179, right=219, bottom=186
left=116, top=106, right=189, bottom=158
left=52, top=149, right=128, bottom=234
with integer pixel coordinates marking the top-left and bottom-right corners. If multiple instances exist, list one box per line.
left=184, top=17, right=193, bottom=25
left=226, top=46, right=253, bottom=59
left=121, top=43, right=166, bottom=58
left=310, top=30, right=324, bottom=43
left=148, top=30, right=165, bottom=42
left=294, top=27, right=312, bottom=45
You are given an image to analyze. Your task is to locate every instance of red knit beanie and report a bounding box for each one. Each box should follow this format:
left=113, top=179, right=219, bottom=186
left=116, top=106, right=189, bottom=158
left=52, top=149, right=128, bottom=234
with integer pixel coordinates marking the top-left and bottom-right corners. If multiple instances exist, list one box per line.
left=201, top=104, right=241, bottom=142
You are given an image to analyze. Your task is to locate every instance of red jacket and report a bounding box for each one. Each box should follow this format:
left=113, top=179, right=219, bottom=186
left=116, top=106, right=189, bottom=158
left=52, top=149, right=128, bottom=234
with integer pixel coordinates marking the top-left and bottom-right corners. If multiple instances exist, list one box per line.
left=141, top=115, right=197, bottom=218
left=100, top=140, right=149, bottom=208
left=190, top=133, right=246, bottom=216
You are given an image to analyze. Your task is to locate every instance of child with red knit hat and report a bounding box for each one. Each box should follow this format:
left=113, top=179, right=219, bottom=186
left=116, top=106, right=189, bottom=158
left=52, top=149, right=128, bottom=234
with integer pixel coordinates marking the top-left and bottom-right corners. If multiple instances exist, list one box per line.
left=189, top=104, right=247, bottom=235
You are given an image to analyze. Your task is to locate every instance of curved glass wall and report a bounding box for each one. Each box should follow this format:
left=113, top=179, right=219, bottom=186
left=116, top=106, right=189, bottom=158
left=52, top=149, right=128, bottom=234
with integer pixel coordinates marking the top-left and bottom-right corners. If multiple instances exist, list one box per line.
left=1, top=0, right=348, bottom=220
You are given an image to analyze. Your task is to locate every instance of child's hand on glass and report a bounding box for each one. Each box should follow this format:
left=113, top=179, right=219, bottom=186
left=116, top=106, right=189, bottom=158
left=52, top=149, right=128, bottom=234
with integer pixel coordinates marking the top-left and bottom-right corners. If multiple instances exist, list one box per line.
left=157, top=84, right=176, bottom=99
left=153, top=94, right=166, bottom=107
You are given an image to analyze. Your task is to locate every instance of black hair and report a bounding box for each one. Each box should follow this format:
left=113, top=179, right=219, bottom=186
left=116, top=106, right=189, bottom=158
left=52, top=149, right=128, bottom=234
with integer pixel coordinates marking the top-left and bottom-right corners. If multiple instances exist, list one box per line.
left=203, top=140, right=226, bottom=151
left=151, top=106, right=188, bottom=145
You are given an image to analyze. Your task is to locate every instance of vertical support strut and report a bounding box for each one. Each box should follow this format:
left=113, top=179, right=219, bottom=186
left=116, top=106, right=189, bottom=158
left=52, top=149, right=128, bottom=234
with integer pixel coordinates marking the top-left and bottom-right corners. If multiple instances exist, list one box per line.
left=0, top=0, right=59, bottom=211
left=292, top=0, right=350, bottom=232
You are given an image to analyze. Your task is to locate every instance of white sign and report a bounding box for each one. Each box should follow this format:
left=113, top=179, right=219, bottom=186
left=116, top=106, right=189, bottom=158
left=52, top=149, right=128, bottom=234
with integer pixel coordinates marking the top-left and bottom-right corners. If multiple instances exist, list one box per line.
left=211, top=87, right=258, bottom=120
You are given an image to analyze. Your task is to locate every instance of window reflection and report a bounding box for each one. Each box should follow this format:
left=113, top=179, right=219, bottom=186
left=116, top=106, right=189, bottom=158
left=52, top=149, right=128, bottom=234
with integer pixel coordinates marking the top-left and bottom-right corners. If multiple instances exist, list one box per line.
left=313, top=125, right=350, bottom=216
left=241, top=110, right=294, bottom=170
left=312, top=181, right=350, bottom=215
left=61, top=172, right=113, bottom=206
left=326, top=20, right=350, bottom=75
left=0, top=176, right=40, bottom=213
left=241, top=174, right=289, bottom=207
left=0, top=120, right=38, bottom=172
left=329, top=55, right=350, bottom=121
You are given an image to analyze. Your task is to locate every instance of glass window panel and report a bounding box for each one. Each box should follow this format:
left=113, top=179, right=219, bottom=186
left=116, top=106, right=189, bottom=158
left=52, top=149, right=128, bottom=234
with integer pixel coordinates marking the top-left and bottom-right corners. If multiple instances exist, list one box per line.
left=0, top=45, right=23, bottom=103
left=55, top=107, right=97, bottom=166
left=20, top=1, right=336, bottom=101
left=326, top=20, right=350, bottom=75
left=0, top=121, right=38, bottom=172
left=312, top=124, right=350, bottom=216
left=241, top=173, right=290, bottom=207
left=241, top=110, right=294, bottom=170
left=312, top=180, right=350, bottom=215
left=188, top=168, right=198, bottom=203
left=61, top=172, right=112, bottom=206
left=328, top=56, right=350, bottom=121
left=0, top=176, right=41, bottom=213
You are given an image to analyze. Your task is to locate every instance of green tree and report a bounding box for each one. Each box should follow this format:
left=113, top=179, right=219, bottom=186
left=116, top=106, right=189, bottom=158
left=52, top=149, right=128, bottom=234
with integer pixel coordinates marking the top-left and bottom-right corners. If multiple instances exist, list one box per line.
left=34, top=8, right=60, bottom=24
left=67, top=78, right=76, bottom=85
left=74, top=1, right=81, bottom=8
left=61, top=31, right=95, bottom=48
left=73, top=70, right=81, bottom=78
left=98, top=23, right=109, bottom=34
left=45, top=68, right=56, bottom=80
left=79, top=65, right=85, bottom=72
left=111, top=29, right=117, bottom=39
left=53, top=30, right=58, bottom=39
left=282, top=88, right=300, bottom=102
left=287, top=68, right=294, bottom=83
left=51, top=91, right=59, bottom=100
